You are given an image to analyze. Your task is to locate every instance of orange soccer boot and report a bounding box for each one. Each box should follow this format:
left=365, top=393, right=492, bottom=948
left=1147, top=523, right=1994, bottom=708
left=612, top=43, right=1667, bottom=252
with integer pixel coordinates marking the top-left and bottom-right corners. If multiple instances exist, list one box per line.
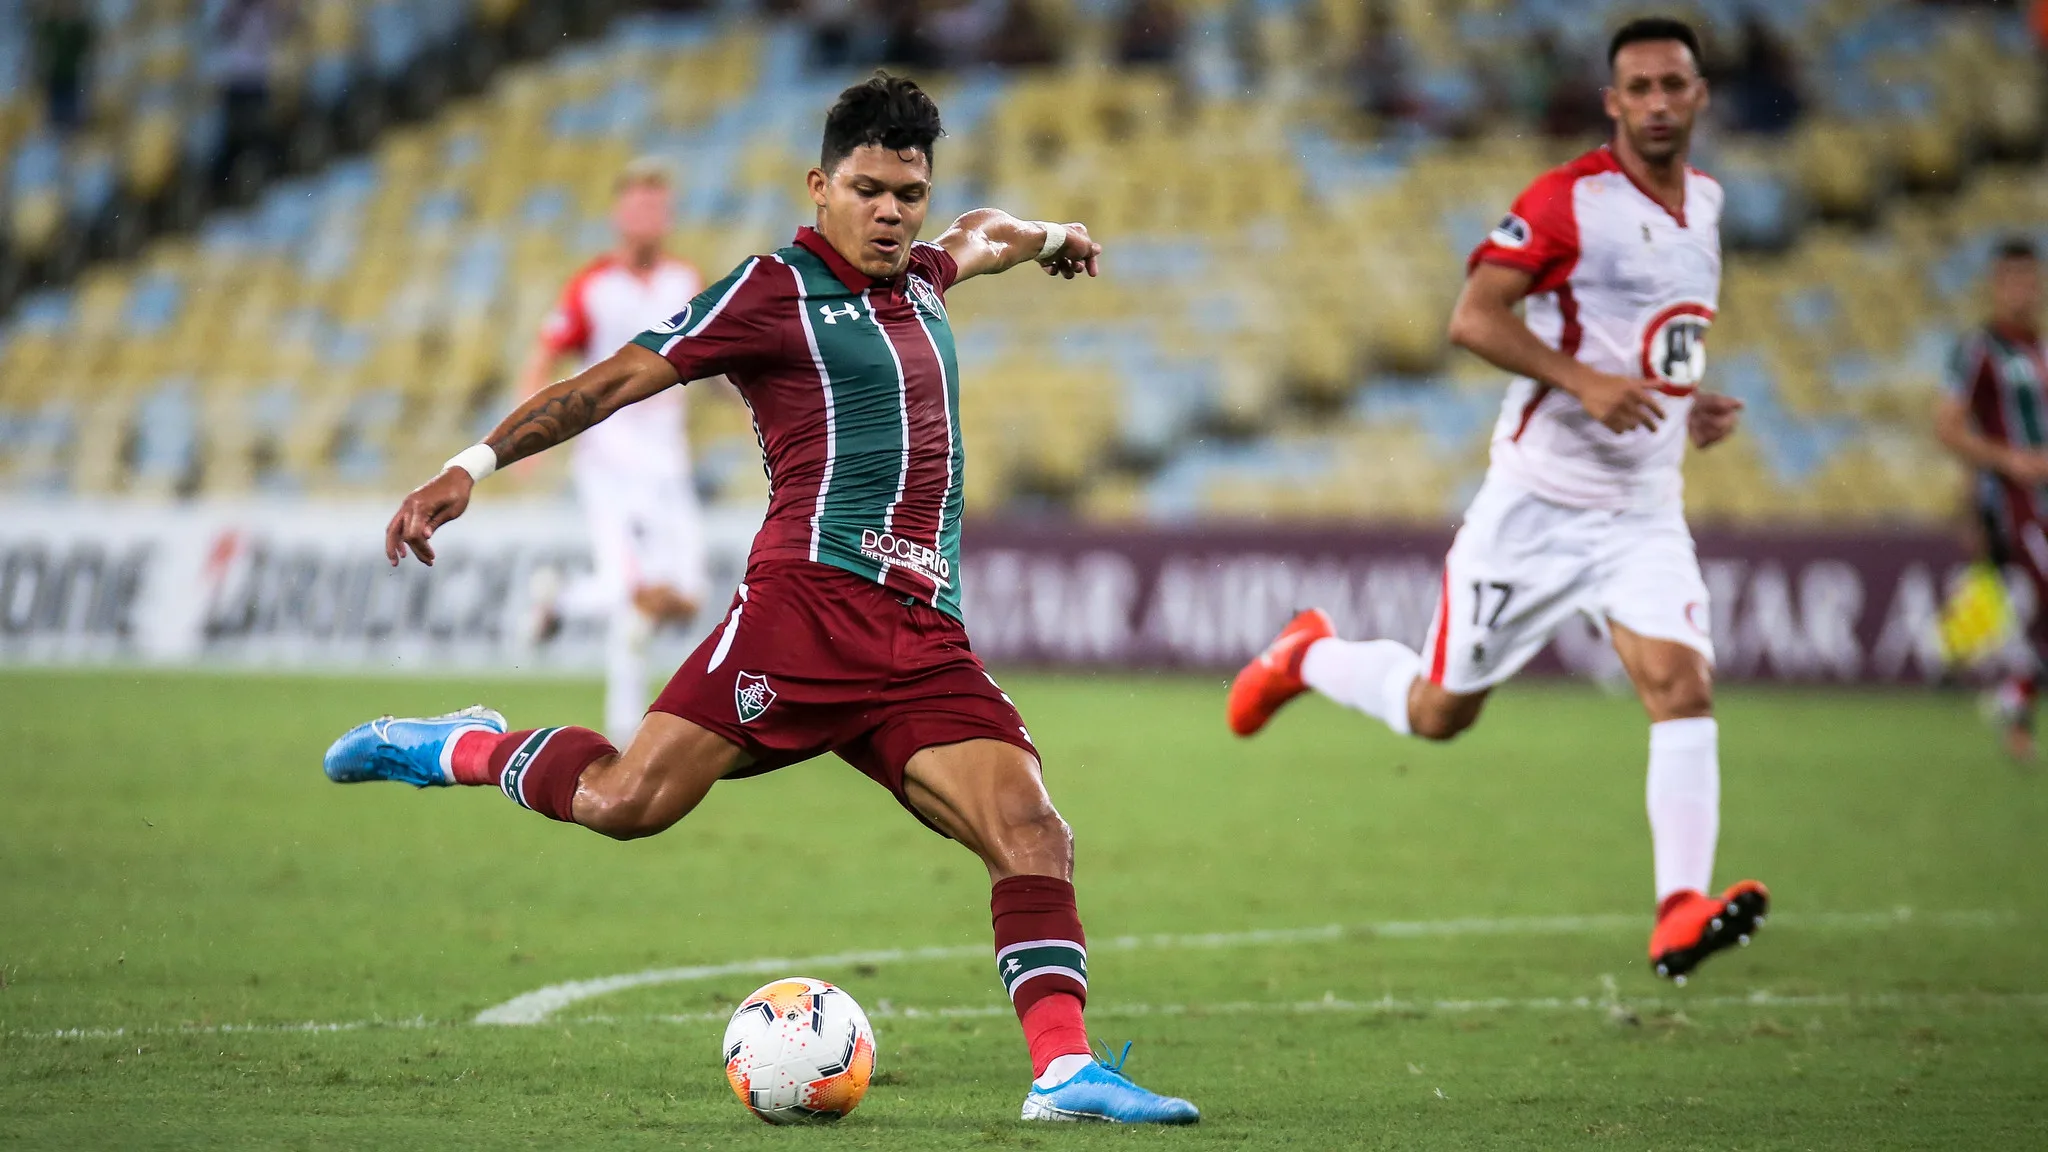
left=1649, top=880, right=1770, bottom=984
left=1226, top=608, right=1335, bottom=737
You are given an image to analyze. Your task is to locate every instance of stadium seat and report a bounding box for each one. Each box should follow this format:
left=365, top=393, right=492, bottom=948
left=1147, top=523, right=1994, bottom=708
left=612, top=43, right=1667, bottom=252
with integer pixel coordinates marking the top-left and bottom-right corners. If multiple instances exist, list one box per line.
left=0, top=1, right=2040, bottom=525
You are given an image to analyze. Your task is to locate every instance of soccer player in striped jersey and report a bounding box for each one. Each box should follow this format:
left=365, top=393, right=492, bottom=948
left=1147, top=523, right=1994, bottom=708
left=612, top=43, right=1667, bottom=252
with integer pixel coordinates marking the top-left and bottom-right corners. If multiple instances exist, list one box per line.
left=1936, top=237, right=2048, bottom=758
left=322, top=74, right=1197, bottom=1125
left=1228, top=18, right=1767, bottom=985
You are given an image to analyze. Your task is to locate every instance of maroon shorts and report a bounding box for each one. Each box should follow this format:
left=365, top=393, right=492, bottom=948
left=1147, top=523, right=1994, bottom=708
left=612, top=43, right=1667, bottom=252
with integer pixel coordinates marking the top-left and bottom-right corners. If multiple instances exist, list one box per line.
left=650, top=560, right=1038, bottom=830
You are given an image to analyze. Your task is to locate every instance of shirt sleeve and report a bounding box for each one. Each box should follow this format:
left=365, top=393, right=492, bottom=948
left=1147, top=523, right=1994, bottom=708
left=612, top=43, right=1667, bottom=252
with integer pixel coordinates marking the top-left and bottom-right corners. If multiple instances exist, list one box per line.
left=1944, top=333, right=1987, bottom=399
left=628, top=256, right=785, bottom=382
left=536, top=273, right=593, bottom=357
left=909, top=242, right=960, bottom=296
left=1467, top=170, right=1581, bottom=294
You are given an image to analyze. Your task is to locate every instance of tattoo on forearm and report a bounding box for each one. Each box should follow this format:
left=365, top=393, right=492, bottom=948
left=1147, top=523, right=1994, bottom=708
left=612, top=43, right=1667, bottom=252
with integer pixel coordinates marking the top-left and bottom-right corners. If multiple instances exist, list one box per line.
left=487, top=387, right=599, bottom=464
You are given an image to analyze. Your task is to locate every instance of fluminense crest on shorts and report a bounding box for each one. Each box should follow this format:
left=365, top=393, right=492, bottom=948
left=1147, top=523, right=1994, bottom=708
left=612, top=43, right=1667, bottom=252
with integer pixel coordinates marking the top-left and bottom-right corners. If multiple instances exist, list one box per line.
left=735, top=672, right=776, bottom=724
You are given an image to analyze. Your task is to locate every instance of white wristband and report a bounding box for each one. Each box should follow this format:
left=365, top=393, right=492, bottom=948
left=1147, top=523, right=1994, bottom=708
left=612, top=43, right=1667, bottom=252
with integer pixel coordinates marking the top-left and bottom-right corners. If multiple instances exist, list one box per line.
left=1033, top=221, right=1068, bottom=263
left=443, top=444, right=497, bottom=483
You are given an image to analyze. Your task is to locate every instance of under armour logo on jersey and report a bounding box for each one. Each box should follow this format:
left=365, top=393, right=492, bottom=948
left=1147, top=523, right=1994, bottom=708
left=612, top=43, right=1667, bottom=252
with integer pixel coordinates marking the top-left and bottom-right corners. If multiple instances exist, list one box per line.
left=817, top=303, right=861, bottom=325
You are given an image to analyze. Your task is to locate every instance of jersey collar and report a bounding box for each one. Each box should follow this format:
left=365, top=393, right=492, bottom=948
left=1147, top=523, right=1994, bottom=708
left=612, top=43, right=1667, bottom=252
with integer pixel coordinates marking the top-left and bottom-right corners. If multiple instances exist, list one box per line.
left=1599, top=144, right=1687, bottom=227
left=796, top=226, right=887, bottom=292
left=1992, top=319, right=2043, bottom=346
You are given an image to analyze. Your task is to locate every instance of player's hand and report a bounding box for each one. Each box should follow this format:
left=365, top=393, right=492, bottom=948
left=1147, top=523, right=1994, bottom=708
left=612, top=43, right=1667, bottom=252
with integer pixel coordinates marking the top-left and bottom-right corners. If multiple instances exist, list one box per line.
left=1688, top=391, right=1744, bottom=449
left=385, top=468, right=474, bottom=567
left=1569, top=368, right=1666, bottom=434
left=1040, top=222, right=1100, bottom=280
left=2003, top=449, right=2048, bottom=486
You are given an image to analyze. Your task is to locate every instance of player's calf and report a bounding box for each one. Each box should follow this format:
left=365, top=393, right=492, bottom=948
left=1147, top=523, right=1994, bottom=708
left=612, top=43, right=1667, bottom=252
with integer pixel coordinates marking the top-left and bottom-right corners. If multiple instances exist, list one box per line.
left=557, top=714, right=745, bottom=838
left=322, top=708, right=742, bottom=841
left=1231, top=612, right=1489, bottom=742
left=902, top=740, right=1073, bottom=881
left=631, top=583, right=700, bottom=626
left=902, top=740, right=1196, bottom=1123
left=1612, top=623, right=1714, bottom=722
left=1407, top=679, right=1488, bottom=742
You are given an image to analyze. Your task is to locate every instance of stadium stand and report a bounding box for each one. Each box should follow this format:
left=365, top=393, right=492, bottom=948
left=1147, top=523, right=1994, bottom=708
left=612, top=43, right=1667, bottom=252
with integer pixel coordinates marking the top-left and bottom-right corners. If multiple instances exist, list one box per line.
left=0, top=0, right=2043, bottom=525
left=0, top=0, right=632, bottom=311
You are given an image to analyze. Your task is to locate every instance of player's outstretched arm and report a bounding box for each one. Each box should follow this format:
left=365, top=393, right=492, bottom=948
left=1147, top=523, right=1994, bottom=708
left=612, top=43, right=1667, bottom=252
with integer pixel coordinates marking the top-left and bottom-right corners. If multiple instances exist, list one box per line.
left=936, top=209, right=1101, bottom=283
left=1449, top=262, right=1665, bottom=435
left=1935, top=393, right=2048, bottom=484
left=384, top=344, right=680, bottom=567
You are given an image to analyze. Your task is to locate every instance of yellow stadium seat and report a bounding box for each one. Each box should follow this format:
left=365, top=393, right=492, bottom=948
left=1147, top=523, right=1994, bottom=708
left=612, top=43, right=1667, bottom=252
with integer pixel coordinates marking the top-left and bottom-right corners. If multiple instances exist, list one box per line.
left=8, top=190, right=66, bottom=261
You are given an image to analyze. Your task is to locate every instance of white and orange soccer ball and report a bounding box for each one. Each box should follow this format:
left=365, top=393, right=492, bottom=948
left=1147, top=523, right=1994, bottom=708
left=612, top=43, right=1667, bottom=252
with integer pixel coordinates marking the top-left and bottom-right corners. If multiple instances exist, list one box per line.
left=721, top=977, right=876, bottom=1124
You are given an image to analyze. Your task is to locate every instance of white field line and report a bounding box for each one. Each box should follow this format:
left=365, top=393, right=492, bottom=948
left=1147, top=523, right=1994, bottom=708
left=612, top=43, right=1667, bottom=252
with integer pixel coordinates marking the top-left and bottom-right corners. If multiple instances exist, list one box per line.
left=28, top=1017, right=438, bottom=1040
left=575, top=987, right=2048, bottom=1027
left=471, top=907, right=2011, bottom=1026
left=15, top=908, right=2016, bottom=1041
left=24, top=988, right=2048, bottom=1043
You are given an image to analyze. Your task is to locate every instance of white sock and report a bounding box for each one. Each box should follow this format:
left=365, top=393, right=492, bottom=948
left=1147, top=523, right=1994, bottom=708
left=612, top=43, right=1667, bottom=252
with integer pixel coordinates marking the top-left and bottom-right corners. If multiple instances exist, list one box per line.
left=1035, top=1052, right=1094, bottom=1088
left=1647, top=717, right=1720, bottom=902
left=1300, top=638, right=1420, bottom=737
left=604, top=608, right=652, bottom=745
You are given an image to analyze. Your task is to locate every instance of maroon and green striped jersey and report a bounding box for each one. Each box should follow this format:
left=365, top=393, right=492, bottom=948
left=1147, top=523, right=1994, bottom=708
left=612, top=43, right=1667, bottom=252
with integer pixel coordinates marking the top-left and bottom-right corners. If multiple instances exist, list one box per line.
left=1950, top=321, right=2048, bottom=530
left=631, top=227, right=967, bottom=618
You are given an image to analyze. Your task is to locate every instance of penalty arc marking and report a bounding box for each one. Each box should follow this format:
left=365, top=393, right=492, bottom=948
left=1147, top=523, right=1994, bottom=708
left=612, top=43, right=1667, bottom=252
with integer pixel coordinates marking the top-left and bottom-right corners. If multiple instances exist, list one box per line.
left=470, top=907, right=2009, bottom=1026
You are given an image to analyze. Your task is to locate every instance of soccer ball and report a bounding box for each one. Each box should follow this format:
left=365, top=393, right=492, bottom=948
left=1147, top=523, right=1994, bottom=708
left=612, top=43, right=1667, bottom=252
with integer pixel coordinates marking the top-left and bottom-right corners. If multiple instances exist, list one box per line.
left=721, top=977, right=876, bottom=1124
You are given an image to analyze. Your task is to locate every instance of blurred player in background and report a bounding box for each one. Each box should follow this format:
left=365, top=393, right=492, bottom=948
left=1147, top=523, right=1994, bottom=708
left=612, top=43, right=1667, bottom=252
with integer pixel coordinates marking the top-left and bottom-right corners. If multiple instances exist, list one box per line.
left=324, top=75, right=1198, bottom=1124
left=1935, top=237, right=2048, bottom=759
left=516, top=158, right=707, bottom=744
left=1230, top=17, right=1768, bottom=983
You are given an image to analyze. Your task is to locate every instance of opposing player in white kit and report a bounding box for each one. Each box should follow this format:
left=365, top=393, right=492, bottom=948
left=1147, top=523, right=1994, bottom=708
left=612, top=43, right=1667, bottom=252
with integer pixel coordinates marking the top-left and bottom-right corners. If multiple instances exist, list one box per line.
left=1228, top=17, right=1768, bottom=983
left=516, top=159, right=709, bottom=743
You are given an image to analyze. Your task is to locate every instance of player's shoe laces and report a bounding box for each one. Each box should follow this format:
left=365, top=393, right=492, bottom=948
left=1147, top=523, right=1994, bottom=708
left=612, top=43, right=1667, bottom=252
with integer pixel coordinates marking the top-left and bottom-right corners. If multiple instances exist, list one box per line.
left=1020, top=1043, right=1199, bottom=1125
left=1649, top=880, right=1769, bottom=984
left=1226, top=608, right=1334, bottom=737
left=322, top=706, right=506, bottom=788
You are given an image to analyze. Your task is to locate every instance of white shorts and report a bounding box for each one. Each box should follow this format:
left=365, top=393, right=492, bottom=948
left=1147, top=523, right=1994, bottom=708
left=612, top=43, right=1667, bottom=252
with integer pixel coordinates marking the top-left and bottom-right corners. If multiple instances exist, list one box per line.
left=572, top=465, right=708, bottom=606
left=1421, top=477, right=1713, bottom=694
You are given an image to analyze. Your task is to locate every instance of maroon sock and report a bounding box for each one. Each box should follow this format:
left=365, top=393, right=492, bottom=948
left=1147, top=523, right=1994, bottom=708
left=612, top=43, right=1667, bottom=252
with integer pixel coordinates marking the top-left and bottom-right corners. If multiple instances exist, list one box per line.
left=992, top=875, right=1091, bottom=1075
left=449, top=727, right=614, bottom=822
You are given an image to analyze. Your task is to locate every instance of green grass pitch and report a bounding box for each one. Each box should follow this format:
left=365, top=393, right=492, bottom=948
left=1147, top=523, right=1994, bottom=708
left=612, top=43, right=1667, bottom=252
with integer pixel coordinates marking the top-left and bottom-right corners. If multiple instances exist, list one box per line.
left=4, top=669, right=2046, bottom=1149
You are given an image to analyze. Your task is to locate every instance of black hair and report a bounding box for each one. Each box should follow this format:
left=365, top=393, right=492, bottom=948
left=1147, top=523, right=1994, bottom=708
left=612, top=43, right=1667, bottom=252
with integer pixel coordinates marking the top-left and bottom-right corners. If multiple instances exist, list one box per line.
left=820, top=72, right=945, bottom=174
left=1995, top=236, right=2040, bottom=262
left=1608, top=16, right=1702, bottom=71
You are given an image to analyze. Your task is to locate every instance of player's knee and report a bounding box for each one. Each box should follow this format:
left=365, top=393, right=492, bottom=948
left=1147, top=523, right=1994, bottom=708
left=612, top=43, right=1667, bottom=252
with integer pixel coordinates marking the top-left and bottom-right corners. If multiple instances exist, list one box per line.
left=1408, top=687, right=1481, bottom=742
left=1639, top=666, right=1713, bottom=721
left=1018, top=803, right=1073, bottom=857
left=1410, top=707, right=1474, bottom=742
left=987, top=801, right=1073, bottom=877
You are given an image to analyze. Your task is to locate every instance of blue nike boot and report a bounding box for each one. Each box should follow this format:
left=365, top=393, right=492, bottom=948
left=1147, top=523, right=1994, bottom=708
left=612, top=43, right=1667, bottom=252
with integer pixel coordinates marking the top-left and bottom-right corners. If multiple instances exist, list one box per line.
left=323, top=706, right=506, bottom=787
left=1020, top=1043, right=1199, bottom=1124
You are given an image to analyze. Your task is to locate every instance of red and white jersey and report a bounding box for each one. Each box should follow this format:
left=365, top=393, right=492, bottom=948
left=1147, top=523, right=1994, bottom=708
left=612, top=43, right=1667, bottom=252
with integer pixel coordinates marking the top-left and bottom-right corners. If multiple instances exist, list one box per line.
left=539, top=253, right=704, bottom=479
left=1466, top=145, right=1722, bottom=511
